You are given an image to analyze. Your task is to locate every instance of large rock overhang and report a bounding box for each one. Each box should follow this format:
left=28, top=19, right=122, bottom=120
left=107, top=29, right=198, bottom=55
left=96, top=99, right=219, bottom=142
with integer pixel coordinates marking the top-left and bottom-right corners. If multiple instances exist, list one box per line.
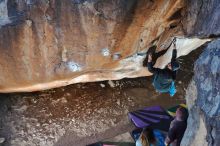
left=0, top=0, right=211, bottom=92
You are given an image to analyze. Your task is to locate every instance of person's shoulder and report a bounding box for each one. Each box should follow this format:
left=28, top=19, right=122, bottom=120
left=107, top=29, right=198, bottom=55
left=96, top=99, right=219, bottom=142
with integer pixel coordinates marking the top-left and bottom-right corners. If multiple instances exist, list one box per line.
left=170, top=120, right=182, bottom=128
left=174, top=120, right=187, bottom=129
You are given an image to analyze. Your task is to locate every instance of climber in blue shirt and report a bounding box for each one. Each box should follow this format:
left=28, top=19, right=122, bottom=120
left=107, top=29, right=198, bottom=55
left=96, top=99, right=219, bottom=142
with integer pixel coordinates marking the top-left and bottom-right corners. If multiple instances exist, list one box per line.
left=147, top=47, right=180, bottom=96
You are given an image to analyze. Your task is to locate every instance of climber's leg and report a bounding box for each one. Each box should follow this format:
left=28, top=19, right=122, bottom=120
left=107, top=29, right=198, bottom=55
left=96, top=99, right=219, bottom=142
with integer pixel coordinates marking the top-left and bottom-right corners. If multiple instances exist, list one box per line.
left=171, top=49, right=180, bottom=71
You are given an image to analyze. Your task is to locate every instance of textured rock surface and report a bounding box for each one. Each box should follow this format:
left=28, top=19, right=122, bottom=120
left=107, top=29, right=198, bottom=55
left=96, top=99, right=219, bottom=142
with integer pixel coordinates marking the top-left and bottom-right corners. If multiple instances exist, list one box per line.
left=181, top=39, right=220, bottom=146
left=184, top=0, right=220, bottom=37
left=0, top=0, right=210, bottom=92
left=0, top=137, right=5, bottom=144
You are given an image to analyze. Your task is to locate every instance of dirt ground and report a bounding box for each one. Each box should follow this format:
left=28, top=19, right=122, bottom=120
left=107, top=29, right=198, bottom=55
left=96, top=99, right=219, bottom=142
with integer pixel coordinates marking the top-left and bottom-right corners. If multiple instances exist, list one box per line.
left=0, top=47, right=203, bottom=146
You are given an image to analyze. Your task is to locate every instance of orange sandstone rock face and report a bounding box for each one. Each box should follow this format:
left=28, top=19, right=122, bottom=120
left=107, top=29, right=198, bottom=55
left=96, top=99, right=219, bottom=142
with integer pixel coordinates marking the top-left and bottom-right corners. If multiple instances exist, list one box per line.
left=0, top=0, right=208, bottom=92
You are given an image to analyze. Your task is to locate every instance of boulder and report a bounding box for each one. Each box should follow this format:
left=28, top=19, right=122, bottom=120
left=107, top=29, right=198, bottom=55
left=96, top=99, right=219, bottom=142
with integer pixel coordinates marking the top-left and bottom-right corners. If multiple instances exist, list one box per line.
left=0, top=0, right=210, bottom=92
left=182, top=39, right=220, bottom=146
